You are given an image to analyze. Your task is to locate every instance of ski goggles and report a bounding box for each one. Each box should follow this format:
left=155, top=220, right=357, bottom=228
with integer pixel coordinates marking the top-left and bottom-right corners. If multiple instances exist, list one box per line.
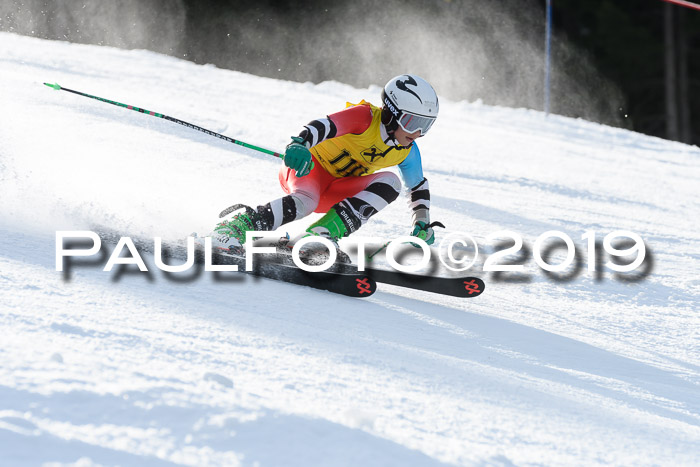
left=397, top=111, right=436, bottom=136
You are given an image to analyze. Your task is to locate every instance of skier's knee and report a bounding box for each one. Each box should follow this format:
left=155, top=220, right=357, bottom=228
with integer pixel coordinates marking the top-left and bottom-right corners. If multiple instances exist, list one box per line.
left=367, top=172, right=401, bottom=204
left=290, top=191, right=319, bottom=217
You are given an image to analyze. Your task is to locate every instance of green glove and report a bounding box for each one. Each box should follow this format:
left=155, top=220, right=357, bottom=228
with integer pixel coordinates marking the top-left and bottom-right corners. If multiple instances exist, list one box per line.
left=411, top=221, right=436, bottom=245
left=284, top=136, right=313, bottom=177
left=410, top=221, right=445, bottom=246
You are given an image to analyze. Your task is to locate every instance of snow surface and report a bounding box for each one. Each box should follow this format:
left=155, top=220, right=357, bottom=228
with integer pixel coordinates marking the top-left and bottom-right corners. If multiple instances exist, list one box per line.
left=1, top=32, right=699, bottom=466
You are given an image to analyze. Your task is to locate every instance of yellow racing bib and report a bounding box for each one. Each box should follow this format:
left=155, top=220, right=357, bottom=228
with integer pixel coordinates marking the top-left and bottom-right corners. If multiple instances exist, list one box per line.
left=312, top=101, right=413, bottom=178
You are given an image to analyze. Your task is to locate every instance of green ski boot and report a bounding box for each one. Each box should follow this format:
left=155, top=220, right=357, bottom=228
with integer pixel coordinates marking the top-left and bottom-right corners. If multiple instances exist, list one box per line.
left=292, top=207, right=356, bottom=264
left=305, top=208, right=350, bottom=240
left=213, top=204, right=271, bottom=251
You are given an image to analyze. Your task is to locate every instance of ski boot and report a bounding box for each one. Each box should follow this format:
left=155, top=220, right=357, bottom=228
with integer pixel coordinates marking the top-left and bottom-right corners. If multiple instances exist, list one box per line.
left=291, top=207, right=354, bottom=265
left=212, top=204, right=271, bottom=253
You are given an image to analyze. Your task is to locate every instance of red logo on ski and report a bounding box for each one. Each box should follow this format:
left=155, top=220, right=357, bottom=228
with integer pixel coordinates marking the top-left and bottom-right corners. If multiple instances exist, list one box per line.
left=356, top=277, right=373, bottom=295
left=463, top=279, right=482, bottom=295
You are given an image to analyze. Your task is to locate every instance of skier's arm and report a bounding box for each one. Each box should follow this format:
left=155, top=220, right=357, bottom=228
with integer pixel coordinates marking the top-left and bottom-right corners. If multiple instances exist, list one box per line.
left=294, top=105, right=373, bottom=148
left=398, top=144, right=431, bottom=227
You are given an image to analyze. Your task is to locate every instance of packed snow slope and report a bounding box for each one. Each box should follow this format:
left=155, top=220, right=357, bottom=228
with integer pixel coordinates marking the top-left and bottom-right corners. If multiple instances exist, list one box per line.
left=1, top=33, right=699, bottom=466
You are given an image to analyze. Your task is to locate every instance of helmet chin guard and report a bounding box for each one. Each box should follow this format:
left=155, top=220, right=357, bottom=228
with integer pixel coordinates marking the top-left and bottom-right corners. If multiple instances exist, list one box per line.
left=381, top=74, right=439, bottom=136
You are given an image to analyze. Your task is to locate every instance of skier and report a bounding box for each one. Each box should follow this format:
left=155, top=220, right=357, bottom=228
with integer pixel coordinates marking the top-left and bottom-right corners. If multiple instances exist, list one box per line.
left=213, top=74, right=440, bottom=257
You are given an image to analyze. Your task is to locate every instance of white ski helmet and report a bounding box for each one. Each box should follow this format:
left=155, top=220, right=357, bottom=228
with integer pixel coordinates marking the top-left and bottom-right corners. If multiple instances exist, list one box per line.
left=381, top=74, right=439, bottom=136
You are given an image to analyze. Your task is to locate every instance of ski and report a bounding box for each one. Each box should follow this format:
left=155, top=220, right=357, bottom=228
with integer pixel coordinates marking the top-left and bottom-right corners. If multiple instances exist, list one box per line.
left=91, top=229, right=376, bottom=298
left=205, top=248, right=377, bottom=298
left=255, top=238, right=485, bottom=298
left=361, top=267, right=483, bottom=298
left=332, top=263, right=485, bottom=298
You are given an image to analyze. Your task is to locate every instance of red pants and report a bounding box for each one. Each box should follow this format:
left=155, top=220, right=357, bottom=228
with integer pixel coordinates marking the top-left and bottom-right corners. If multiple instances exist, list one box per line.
left=279, top=156, right=399, bottom=214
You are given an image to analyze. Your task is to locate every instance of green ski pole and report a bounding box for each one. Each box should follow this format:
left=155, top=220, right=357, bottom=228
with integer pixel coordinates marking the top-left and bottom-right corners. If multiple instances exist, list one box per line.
left=44, top=82, right=289, bottom=160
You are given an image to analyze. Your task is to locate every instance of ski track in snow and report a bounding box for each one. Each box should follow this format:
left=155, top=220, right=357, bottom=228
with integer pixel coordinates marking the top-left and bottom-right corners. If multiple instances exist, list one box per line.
left=1, top=33, right=699, bottom=466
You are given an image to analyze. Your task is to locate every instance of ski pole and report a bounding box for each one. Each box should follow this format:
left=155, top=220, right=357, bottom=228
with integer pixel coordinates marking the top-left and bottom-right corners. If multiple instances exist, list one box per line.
left=367, top=241, right=391, bottom=262
left=43, top=82, right=286, bottom=159
left=366, top=221, right=446, bottom=262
